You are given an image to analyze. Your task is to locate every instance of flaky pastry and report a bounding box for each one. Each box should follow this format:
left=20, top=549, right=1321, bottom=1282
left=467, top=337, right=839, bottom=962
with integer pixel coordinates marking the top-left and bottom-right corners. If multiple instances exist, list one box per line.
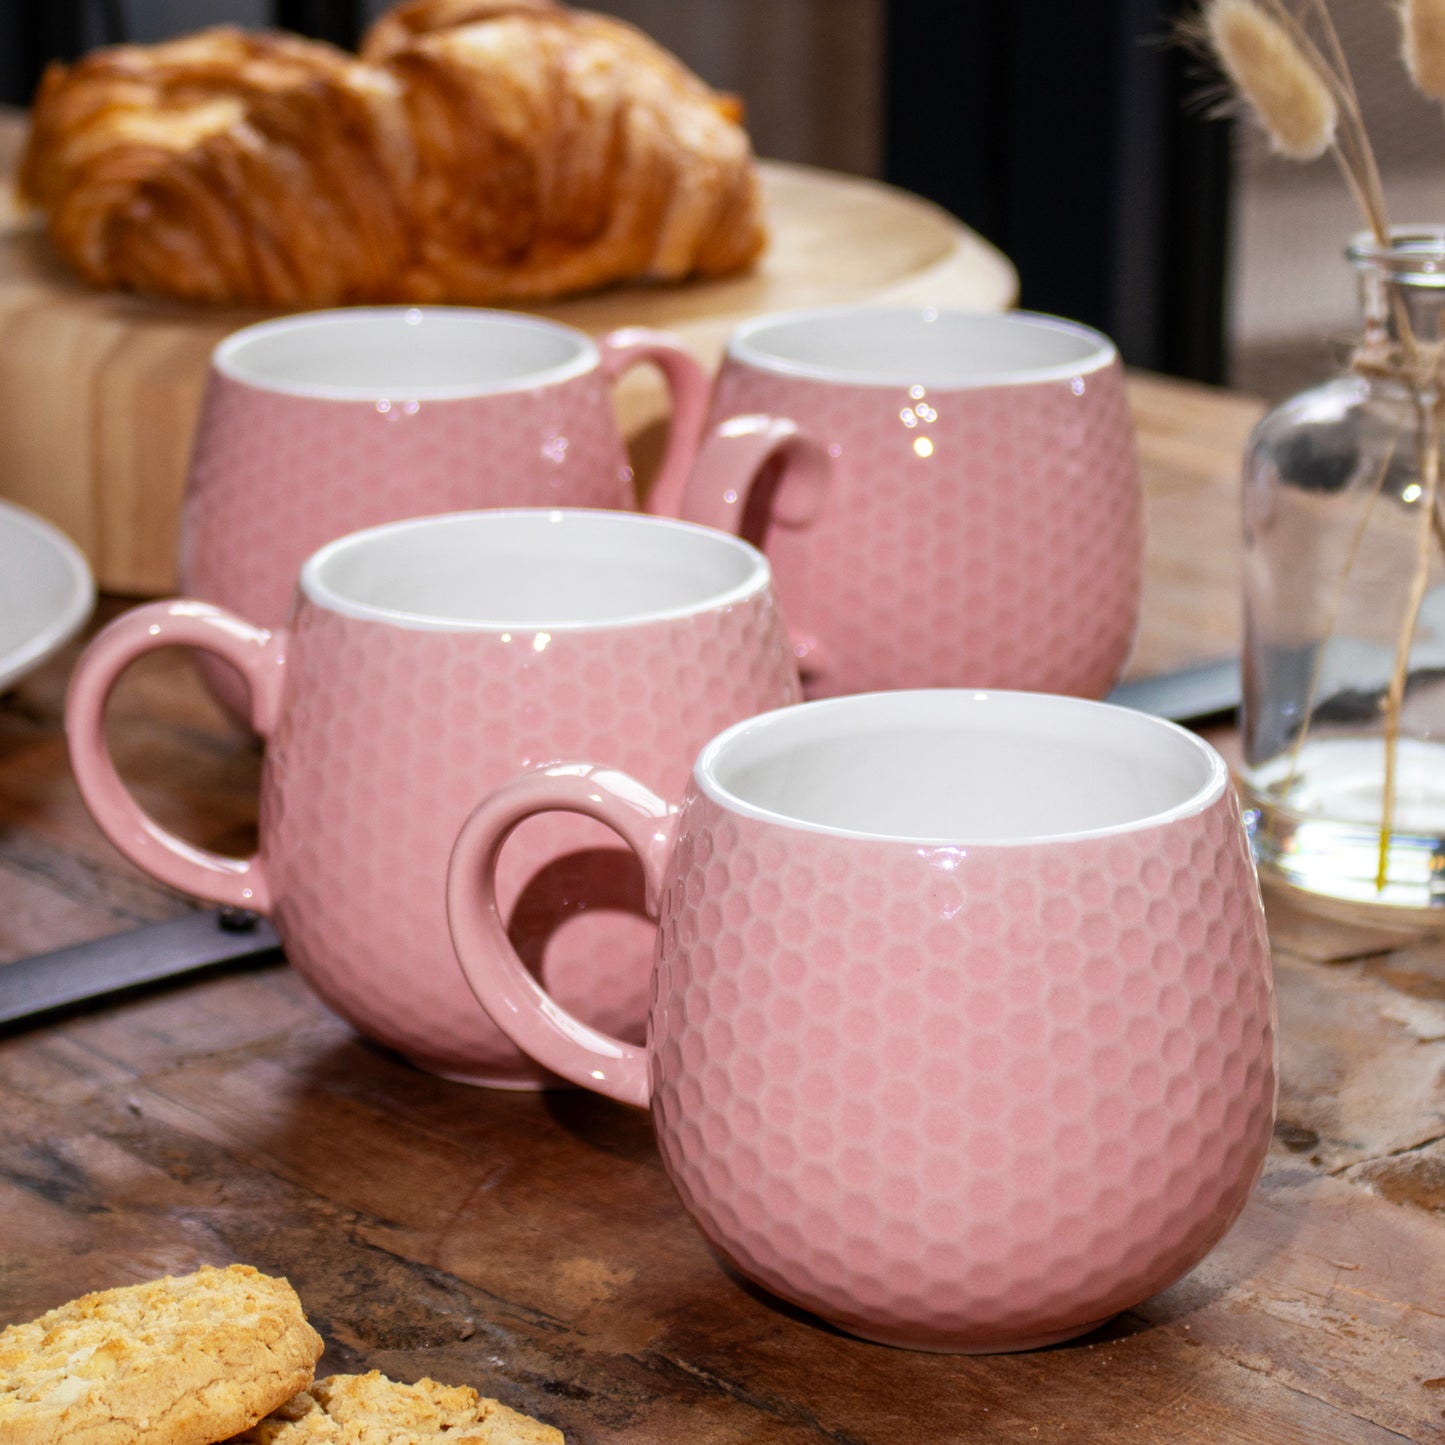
left=17, top=0, right=765, bottom=306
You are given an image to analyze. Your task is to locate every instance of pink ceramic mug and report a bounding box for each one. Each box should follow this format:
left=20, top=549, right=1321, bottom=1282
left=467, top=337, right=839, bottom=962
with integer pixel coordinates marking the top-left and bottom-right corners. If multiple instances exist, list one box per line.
left=67, top=509, right=800, bottom=1088
left=671, top=306, right=1144, bottom=699
left=448, top=689, right=1276, bottom=1351
left=179, top=306, right=711, bottom=714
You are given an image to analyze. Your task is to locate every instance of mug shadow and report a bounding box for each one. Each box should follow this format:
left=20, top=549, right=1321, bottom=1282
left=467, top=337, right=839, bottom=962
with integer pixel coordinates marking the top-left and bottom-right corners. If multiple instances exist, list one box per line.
left=540, top=1087, right=656, bottom=1166
left=264, top=977, right=658, bottom=1169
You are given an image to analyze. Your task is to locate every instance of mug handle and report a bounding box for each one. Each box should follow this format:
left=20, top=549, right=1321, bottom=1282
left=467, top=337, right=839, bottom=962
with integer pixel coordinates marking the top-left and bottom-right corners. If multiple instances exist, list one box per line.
left=672, top=414, right=832, bottom=537
left=673, top=415, right=835, bottom=683
left=447, top=762, right=678, bottom=1109
left=64, top=600, right=286, bottom=910
left=597, top=327, right=710, bottom=518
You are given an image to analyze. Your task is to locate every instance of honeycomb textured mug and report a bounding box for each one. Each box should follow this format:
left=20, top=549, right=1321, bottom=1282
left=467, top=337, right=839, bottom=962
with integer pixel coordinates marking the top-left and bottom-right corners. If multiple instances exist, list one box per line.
left=448, top=690, right=1276, bottom=1351
left=66, top=509, right=800, bottom=1087
left=180, top=307, right=710, bottom=716
left=678, top=307, right=1143, bottom=699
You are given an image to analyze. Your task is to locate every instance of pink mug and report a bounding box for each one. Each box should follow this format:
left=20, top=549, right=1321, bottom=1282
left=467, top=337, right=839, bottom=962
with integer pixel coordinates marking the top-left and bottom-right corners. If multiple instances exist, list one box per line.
left=67, top=509, right=800, bottom=1088
left=179, top=306, right=710, bottom=715
left=672, top=307, right=1144, bottom=699
left=448, top=689, right=1276, bottom=1351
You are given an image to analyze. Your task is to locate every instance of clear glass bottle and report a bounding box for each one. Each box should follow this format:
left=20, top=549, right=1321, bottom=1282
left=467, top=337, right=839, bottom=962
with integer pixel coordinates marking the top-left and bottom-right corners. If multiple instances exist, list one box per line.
left=1241, top=228, right=1445, bottom=924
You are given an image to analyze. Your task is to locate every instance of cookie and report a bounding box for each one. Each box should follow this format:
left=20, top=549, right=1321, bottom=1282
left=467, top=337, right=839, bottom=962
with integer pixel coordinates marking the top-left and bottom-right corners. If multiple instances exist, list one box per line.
left=232, top=1371, right=564, bottom=1444
left=0, top=1263, right=324, bottom=1445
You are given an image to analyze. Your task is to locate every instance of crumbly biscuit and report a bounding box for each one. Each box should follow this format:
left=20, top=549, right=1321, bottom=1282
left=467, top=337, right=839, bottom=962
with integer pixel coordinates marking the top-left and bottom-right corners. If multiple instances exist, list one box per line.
left=0, top=1263, right=324, bottom=1445
left=233, top=1371, right=564, bottom=1443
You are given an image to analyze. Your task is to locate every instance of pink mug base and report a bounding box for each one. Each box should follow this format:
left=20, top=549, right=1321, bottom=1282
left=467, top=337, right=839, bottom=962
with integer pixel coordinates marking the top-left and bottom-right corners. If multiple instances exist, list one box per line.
left=422, top=1059, right=556, bottom=1091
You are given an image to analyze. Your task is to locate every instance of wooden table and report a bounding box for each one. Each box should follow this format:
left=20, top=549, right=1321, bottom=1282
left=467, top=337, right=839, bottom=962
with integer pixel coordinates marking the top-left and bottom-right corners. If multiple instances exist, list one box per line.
left=3, top=373, right=1444, bottom=1442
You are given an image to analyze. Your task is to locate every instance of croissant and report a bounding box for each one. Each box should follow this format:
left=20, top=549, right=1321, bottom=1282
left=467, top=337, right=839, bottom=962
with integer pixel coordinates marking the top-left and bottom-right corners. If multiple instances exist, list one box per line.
left=16, top=0, right=766, bottom=306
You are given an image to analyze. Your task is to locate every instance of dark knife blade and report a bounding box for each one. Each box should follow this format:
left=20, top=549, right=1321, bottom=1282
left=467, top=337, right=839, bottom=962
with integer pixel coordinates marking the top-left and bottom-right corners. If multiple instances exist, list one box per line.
left=0, top=907, right=283, bottom=1027
left=1106, top=657, right=1241, bottom=724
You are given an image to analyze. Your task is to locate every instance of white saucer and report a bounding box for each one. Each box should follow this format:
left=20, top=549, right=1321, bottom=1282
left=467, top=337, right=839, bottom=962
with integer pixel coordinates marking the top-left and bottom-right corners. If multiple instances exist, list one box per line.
left=0, top=499, right=95, bottom=693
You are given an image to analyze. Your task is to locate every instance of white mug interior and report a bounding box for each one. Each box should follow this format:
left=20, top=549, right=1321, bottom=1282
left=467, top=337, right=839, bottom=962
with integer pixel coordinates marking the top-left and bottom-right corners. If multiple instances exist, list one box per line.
left=698, top=690, right=1226, bottom=844
left=727, top=306, right=1115, bottom=388
left=300, top=509, right=770, bottom=631
left=213, top=307, right=596, bottom=400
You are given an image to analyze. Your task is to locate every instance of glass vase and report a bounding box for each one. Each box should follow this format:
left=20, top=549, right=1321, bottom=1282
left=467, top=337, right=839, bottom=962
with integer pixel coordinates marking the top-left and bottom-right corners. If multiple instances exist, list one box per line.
left=1241, top=228, right=1445, bottom=924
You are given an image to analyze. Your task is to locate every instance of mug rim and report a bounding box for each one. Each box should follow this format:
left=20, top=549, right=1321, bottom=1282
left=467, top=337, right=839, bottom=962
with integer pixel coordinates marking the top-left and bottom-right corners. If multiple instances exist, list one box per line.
left=693, top=689, right=1229, bottom=846
left=298, top=507, right=775, bottom=632
left=725, top=305, right=1118, bottom=388
left=212, top=306, right=599, bottom=400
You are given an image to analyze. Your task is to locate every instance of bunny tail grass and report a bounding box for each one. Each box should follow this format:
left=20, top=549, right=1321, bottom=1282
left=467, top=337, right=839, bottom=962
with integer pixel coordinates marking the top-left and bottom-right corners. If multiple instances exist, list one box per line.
left=1204, top=0, right=1337, bottom=159
left=1402, top=0, right=1445, bottom=101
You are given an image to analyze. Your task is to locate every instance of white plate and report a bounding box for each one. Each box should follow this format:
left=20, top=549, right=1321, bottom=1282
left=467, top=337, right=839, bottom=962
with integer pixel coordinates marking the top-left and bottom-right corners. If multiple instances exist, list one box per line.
left=0, top=500, right=95, bottom=693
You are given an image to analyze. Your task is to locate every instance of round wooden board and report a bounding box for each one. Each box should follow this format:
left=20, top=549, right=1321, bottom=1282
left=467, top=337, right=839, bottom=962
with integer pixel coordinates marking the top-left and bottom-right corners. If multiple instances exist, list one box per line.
left=0, top=128, right=1016, bottom=595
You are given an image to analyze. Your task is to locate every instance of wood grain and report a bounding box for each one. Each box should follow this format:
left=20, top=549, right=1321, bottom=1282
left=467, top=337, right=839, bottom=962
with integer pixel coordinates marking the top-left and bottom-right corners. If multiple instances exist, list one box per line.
left=0, top=110, right=1016, bottom=595
left=2, top=375, right=1443, bottom=1441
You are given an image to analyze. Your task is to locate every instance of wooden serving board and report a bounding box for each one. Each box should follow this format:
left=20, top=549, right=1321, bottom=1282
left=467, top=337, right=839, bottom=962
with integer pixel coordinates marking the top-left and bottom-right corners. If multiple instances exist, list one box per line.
left=0, top=113, right=1016, bottom=595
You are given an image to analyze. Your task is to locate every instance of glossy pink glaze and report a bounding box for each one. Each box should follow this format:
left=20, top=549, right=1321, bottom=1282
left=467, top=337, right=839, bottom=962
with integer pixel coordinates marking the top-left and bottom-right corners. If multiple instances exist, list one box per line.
left=67, top=515, right=799, bottom=1088
left=448, top=697, right=1276, bottom=1351
left=64, top=600, right=284, bottom=910
left=663, top=415, right=833, bottom=542
left=702, top=309, right=1144, bottom=698
left=644, top=784, right=1274, bottom=1352
left=179, top=315, right=708, bottom=715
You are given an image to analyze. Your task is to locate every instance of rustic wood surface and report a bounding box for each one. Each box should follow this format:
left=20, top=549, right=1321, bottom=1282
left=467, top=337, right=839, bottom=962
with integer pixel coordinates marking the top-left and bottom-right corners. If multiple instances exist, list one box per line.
left=0, top=109, right=1017, bottom=596
left=2, top=370, right=1442, bottom=1442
